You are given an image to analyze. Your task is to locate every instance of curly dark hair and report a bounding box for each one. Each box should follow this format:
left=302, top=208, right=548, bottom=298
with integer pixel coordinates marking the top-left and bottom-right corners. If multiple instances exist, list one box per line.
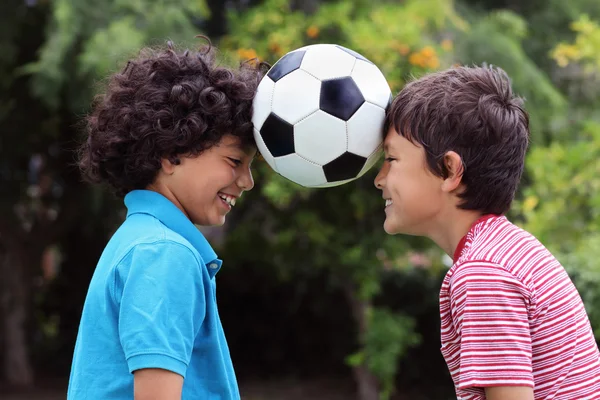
left=385, top=65, right=529, bottom=215
left=78, top=38, right=266, bottom=197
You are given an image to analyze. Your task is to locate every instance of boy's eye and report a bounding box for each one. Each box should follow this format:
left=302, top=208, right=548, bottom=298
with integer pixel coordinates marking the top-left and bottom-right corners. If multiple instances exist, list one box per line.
left=228, top=157, right=242, bottom=166
left=385, top=157, right=396, bottom=162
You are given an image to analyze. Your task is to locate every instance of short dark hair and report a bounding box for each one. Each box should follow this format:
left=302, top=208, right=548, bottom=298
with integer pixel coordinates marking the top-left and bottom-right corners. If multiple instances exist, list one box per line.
left=78, top=39, right=266, bottom=197
left=384, top=65, right=529, bottom=215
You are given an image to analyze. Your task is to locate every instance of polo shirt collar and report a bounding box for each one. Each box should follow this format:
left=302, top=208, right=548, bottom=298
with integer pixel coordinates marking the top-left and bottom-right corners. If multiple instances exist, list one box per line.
left=124, top=190, right=222, bottom=277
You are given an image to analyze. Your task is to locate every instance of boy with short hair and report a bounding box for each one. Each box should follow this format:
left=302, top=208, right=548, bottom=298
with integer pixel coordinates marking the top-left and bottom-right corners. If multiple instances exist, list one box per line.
left=375, top=65, right=600, bottom=400
left=68, top=39, right=264, bottom=399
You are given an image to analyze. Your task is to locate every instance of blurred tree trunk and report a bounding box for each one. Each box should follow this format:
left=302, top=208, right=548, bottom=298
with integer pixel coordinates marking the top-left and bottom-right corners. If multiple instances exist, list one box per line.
left=0, top=187, right=84, bottom=385
left=3, top=262, right=32, bottom=386
left=0, top=231, right=38, bottom=386
left=343, top=282, right=379, bottom=400
left=290, top=0, right=320, bottom=14
left=206, top=0, right=228, bottom=38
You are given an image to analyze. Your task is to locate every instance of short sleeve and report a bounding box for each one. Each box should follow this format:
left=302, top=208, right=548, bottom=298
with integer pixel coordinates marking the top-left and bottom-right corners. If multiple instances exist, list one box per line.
left=115, top=241, right=206, bottom=378
left=449, top=262, right=534, bottom=390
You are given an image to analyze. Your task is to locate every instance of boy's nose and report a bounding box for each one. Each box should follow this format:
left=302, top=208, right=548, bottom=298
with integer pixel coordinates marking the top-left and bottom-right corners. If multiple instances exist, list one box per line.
left=374, top=166, right=386, bottom=189
left=238, top=169, right=255, bottom=191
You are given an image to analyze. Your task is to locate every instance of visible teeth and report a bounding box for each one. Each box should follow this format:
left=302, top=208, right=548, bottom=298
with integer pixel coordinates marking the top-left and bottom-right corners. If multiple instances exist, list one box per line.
left=219, top=194, right=236, bottom=207
left=385, top=199, right=393, bottom=207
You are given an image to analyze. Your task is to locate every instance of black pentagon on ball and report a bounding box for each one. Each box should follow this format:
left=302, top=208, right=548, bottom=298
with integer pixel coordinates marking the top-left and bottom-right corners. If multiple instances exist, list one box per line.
left=320, top=77, right=365, bottom=121
left=267, top=50, right=306, bottom=82
left=260, top=113, right=295, bottom=157
left=323, top=152, right=367, bottom=182
left=335, top=45, right=373, bottom=64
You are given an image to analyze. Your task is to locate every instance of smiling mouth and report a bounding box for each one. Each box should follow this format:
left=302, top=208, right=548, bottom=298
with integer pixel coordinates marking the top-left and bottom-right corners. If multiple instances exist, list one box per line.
left=385, top=199, right=393, bottom=207
left=218, top=193, right=237, bottom=207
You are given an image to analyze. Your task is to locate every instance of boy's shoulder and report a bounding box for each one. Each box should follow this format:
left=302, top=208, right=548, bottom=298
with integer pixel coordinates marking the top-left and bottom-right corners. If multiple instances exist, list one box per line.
left=105, top=212, right=202, bottom=269
left=451, top=214, right=557, bottom=282
left=120, top=211, right=192, bottom=244
left=458, top=215, right=543, bottom=259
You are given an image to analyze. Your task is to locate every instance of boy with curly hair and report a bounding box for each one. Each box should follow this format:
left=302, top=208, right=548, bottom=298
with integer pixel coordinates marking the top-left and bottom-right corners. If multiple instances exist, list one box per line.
left=375, top=66, right=600, bottom=400
left=67, top=39, right=265, bottom=400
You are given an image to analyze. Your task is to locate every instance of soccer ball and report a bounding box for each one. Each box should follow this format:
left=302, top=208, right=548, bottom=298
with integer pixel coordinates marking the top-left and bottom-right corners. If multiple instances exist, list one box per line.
left=252, top=44, right=391, bottom=188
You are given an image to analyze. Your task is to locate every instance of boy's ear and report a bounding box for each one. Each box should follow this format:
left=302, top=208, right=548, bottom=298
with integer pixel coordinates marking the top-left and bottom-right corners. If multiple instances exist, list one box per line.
left=160, top=157, right=180, bottom=175
left=441, top=151, right=464, bottom=193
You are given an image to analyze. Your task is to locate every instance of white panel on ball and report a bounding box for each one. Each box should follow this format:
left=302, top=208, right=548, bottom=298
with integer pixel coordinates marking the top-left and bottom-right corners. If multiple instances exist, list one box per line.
left=274, top=153, right=328, bottom=187
left=314, top=178, right=355, bottom=188
left=272, top=70, right=321, bottom=125
left=357, top=144, right=383, bottom=178
left=351, top=59, right=391, bottom=109
left=251, top=76, right=275, bottom=130
left=300, top=44, right=357, bottom=80
left=253, top=127, right=277, bottom=172
left=294, top=110, right=347, bottom=165
left=346, top=103, right=385, bottom=158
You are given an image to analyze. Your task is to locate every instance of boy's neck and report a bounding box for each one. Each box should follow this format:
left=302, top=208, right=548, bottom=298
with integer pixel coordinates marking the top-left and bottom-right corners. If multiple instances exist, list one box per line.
left=146, top=182, right=189, bottom=220
left=428, top=207, right=484, bottom=259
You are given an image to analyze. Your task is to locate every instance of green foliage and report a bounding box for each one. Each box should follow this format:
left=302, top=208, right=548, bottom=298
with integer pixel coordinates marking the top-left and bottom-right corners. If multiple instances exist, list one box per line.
left=452, top=9, right=567, bottom=140
left=561, top=235, right=600, bottom=339
left=77, top=17, right=146, bottom=79
left=521, top=15, right=600, bottom=338
left=513, top=121, right=600, bottom=336
left=244, top=171, right=430, bottom=388
left=346, top=308, right=421, bottom=400
left=552, top=15, right=600, bottom=73
left=512, top=0, right=600, bottom=72
left=20, top=0, right=208, bottom=112
left=516, top=121, right=600, bottom=248
left=223, top=0, right=463, bottom=91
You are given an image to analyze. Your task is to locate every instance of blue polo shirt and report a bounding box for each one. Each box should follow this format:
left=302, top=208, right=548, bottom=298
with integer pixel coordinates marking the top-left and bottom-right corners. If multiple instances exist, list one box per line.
left=68, top=190, right=239, bottom=399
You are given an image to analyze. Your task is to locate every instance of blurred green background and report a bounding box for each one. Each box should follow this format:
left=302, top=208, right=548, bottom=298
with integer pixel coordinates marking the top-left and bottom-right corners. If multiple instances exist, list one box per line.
left=1, top=0, right=600, bottom=399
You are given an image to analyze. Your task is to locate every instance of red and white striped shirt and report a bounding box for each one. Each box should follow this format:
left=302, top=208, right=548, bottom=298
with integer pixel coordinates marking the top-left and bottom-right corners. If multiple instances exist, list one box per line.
left=440, top=214, right=600, bottom=400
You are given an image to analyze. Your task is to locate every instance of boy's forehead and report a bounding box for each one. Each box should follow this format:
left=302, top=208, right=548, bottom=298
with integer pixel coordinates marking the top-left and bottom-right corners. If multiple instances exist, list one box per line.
left=383, top=127, right=399, bottom=152
left=237, top=143, right=257, bottom=157
left=219, top=135, right=257, bottom=156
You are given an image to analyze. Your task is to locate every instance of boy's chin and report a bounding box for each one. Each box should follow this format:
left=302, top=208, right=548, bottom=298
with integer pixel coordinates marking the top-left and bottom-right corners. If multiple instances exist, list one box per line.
left=383, top=219, right=400, bottom=235
left=384, top=217, right=420, bottom=236
left=383, top=218, right=427, bottom=236
left=193, top=215, right=227, bottom=228
left=207, top=217, right=226, bottom=227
